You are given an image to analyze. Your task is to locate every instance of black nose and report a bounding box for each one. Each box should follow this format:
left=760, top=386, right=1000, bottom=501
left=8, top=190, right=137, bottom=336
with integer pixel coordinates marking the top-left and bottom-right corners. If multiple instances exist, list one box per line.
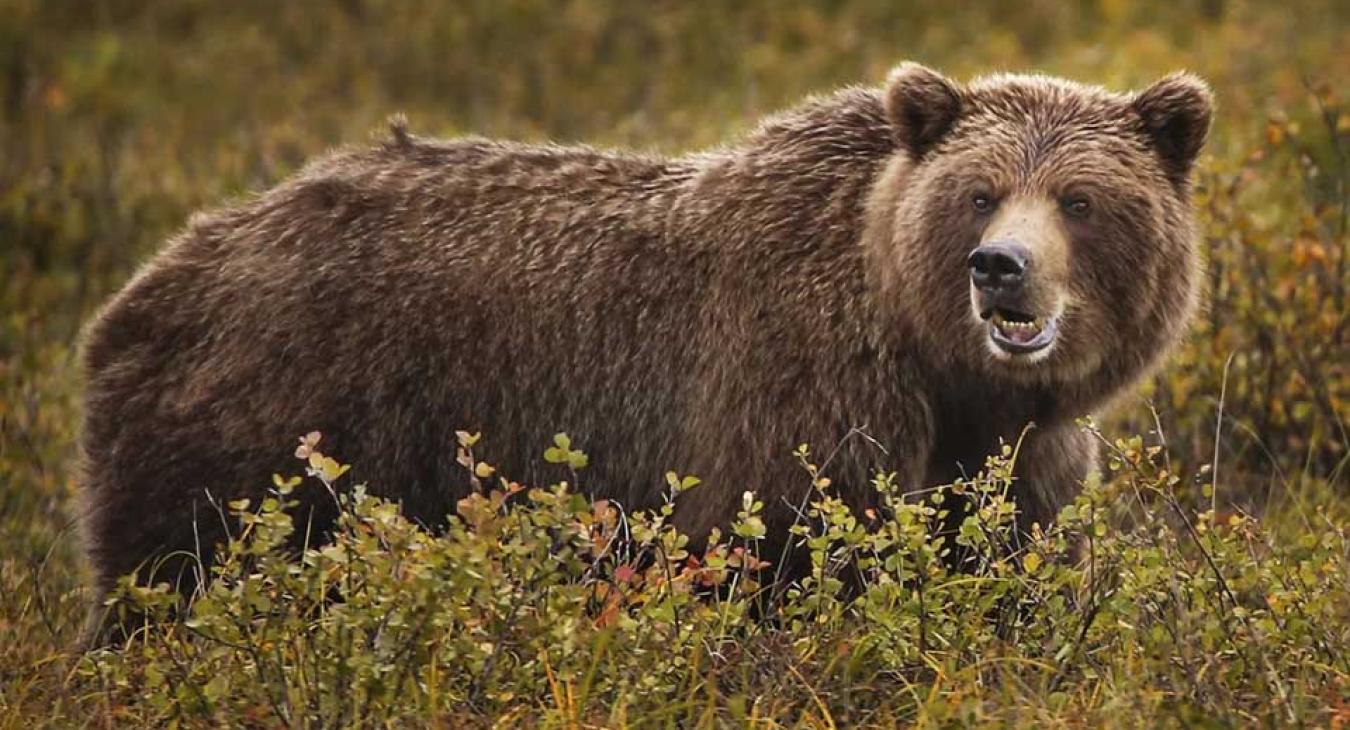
left=968, top=242, right=1031, bottom=291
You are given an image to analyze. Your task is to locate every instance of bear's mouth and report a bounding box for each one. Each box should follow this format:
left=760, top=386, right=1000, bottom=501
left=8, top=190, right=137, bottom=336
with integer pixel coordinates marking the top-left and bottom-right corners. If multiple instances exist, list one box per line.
left=983, top=307, right=1058, bottom=355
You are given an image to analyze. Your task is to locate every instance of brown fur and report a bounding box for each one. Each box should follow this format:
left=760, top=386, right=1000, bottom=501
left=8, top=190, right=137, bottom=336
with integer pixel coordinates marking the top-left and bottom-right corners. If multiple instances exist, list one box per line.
left=77, top=64, right=1210, bottom=625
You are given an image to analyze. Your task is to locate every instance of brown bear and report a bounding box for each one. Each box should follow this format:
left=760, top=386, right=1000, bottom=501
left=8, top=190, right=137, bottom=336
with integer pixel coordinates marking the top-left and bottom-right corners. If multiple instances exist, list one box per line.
left=78, top=63, right=1210, bottom=629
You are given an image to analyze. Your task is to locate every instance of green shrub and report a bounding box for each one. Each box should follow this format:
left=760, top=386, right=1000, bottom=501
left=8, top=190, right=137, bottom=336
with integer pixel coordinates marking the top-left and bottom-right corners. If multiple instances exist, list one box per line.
left=74, top=430, right=1348, bottom=726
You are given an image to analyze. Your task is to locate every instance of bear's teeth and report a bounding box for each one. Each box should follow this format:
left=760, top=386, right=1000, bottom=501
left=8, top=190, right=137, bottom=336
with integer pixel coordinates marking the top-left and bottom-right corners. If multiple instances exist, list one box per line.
left=992, top=313, right=1043, bottom=337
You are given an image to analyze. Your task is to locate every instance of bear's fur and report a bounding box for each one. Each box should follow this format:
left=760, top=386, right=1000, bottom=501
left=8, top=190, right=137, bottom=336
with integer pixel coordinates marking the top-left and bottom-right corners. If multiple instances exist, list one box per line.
left=78, top=64, right=1210, bottom=627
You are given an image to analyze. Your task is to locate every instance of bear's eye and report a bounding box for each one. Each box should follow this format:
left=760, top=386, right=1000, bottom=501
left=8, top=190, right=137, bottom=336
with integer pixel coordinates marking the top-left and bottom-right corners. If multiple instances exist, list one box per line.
left=971, top=193, right=995, bottom=213
left=1063, top=197, right=1092, bottom=218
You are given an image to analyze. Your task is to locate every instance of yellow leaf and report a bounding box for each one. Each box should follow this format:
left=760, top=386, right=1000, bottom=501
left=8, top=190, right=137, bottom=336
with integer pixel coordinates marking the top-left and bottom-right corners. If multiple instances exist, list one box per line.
left=456, top=430, right=481, bottom=448
left=1265, top=120, right=1285, bottom=145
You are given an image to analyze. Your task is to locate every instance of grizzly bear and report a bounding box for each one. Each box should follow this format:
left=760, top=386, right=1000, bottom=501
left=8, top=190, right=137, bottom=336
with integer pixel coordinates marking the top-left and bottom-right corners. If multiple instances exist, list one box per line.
left=78, top=63, right=1210, bottom=629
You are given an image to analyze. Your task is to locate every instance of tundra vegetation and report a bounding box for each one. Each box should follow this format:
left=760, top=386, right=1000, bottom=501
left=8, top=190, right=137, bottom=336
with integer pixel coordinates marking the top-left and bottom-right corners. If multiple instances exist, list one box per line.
left=1, top=1, right=1347, bottom=727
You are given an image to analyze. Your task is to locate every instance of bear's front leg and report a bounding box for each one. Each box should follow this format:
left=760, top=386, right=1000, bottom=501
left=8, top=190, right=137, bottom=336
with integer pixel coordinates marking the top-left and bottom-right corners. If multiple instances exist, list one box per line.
left=1010, top=422, right=1099, bottom=538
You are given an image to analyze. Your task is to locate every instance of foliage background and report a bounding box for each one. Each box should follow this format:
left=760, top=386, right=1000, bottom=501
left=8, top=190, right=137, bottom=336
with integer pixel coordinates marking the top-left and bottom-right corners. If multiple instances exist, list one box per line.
left=1, top=0, right=1347, bottom=726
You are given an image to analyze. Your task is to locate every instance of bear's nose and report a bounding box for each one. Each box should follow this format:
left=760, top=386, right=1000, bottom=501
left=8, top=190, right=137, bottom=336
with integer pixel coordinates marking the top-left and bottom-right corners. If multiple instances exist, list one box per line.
left=968, top=242, right=1030, bottom=292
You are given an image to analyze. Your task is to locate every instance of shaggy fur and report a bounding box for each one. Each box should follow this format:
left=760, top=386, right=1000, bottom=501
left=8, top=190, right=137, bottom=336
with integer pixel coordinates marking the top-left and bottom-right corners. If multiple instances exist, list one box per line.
left=78, top=63, right=1210, bottom=624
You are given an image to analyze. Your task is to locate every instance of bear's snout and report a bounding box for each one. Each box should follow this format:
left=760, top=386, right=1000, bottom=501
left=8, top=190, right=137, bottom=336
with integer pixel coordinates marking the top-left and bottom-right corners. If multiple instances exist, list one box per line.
left=968, top=242, right=1030, bottom=293
left=968, top=238, right=1062, bottom=357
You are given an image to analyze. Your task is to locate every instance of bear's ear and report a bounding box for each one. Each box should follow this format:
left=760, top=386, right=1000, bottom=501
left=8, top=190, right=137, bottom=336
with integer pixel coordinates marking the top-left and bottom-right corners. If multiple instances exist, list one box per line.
left=884, top=62, right=965, bottom=160
left=1133, top=72, right=1214, bottom=181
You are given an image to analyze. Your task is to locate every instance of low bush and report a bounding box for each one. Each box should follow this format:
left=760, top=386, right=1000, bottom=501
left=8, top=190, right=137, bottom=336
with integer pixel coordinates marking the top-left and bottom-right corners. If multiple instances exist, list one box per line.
left=77, top=429, right=1349, bottom=727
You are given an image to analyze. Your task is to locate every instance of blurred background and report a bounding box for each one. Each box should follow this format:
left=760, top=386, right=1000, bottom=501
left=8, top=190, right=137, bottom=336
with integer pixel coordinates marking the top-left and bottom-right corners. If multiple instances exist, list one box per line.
left=1, top=0, right=1346, bottom=634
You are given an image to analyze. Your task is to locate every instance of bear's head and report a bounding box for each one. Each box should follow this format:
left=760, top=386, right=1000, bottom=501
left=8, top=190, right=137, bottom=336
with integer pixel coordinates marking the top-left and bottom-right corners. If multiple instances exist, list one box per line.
left=866, top=63, right=1212, bottom=407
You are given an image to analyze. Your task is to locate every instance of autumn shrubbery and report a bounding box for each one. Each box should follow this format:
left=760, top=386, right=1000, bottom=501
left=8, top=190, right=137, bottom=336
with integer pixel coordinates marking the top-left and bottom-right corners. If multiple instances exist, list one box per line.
left=70, top=427, right=1347, bottom=727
